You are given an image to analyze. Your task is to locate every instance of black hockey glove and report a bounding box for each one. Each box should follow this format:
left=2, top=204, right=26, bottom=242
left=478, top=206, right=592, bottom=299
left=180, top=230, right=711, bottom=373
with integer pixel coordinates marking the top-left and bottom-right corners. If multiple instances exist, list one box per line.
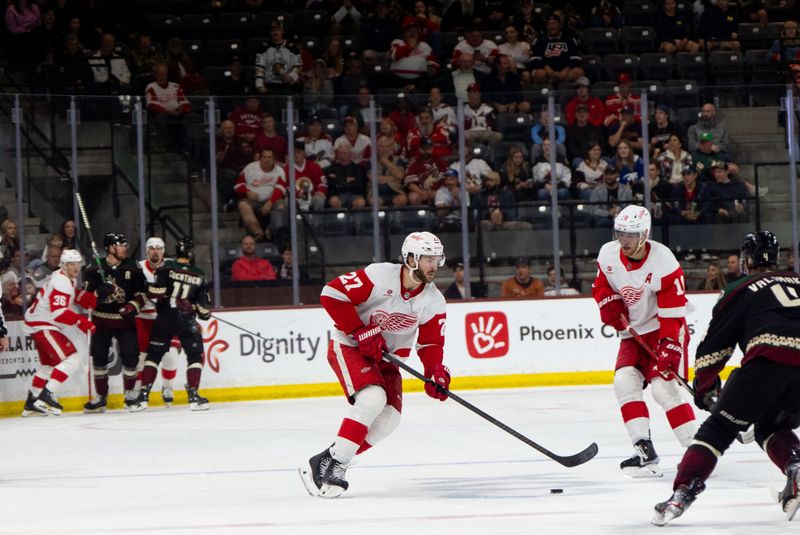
left=693, top=376, right=721, bottom=412
left=96, top=282, right=115, bottom=300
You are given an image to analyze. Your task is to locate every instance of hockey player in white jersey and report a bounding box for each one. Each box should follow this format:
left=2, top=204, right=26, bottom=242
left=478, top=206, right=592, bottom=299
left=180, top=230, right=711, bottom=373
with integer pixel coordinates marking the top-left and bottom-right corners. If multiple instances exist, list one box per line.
left=592, top=206, right=697, bottom=477
left=300, top=231, right=450, bottom=498
left=22, top=250, right=109, bottom=416
left=134, top=237, right=182, bottom=406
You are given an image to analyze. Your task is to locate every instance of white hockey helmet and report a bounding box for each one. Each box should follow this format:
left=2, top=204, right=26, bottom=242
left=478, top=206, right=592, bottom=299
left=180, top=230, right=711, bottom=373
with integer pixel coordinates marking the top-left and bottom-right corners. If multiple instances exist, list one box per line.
left=60, top=249, right=83, bottom=266
left=401, top=231, right=445, bottom=269
left=614, top=205, right=651, bottom=254
left=146, top=237, right=165, bottom=249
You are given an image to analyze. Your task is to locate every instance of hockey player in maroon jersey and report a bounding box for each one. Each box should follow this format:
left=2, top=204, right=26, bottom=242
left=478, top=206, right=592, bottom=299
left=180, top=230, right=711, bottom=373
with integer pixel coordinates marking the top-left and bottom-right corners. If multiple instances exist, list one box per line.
left=653, top=231, right=800, bottom=525
left=299, top=231, right=450, bottom=498
left=592, top=205, right=697, bottom=477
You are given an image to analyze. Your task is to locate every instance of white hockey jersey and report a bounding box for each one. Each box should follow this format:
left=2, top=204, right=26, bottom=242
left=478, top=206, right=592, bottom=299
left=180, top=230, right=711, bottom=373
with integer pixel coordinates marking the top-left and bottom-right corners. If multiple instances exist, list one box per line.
left=24, top=270, right=78, bottom=333
left=593, top=240, right=687, bottom=338
left=320, top=263, right=446, bottom=364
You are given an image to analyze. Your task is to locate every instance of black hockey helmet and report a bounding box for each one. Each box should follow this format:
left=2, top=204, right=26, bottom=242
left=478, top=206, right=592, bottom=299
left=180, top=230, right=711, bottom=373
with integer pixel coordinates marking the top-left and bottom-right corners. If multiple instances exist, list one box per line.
left=175, top=238, right=194, bottom=259
left=103, top=232, right=127, bottom=248
left=740, top=230, right=780, bottom=272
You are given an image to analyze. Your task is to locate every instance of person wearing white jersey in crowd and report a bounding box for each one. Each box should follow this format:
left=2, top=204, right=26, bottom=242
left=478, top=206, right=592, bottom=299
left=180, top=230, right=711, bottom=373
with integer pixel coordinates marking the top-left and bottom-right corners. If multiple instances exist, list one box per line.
left=592, top=206, right=697, bottom=477
left=300, top=231, right=450, bottom=498
left=134, top=237, right=182, bottom=407
left=22, top=249, right=110, bottom=416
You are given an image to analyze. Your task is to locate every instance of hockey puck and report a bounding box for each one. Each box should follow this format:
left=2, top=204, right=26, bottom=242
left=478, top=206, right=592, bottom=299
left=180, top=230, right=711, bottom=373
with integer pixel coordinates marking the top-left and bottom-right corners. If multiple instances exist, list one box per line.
left=550, top=488, right=564, bottom=494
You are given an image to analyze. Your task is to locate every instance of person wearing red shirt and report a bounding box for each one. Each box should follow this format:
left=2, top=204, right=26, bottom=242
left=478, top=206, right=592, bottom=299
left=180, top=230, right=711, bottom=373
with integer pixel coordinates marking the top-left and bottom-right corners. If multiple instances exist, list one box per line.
left=231, top=235, right=276, bottom=281
left=227, top=97, right=265, bottom=143
left=406, top=107, right=452, bottom=159
left=251, top=113, right=288, bottom=164
left=288, top=141, right=327, bottom=212
left=565, top=77, right=606, bottom=127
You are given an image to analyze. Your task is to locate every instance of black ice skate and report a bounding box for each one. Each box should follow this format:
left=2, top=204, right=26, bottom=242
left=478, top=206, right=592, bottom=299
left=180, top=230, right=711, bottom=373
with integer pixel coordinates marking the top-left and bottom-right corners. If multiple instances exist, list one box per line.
left=83, top=395, right=107, bottom=414
left=621, top=438, right=662, bottom=478
left=776, top=459, right=800, bottom=521
left=21, top=391, right=48, bottom=417
left=299, top=448, right=349, bottom=499
left=129, top=385, right=151, bottom=412
left=186, top=385, right=209, bottom=411
left=652, top=478, right=705, bottom=526
left=33, top=388, right=63, bottom=416
left=162, top=387, right=174, bottom=407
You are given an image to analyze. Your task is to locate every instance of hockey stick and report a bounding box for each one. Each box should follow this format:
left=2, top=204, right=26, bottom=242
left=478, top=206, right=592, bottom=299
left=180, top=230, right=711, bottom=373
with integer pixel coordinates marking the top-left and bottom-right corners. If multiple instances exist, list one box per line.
left=208, top=313, right=271, bottom=341
left=74, top=191, right=107, bottom=280
left=382, top=352, right=599, bottom=468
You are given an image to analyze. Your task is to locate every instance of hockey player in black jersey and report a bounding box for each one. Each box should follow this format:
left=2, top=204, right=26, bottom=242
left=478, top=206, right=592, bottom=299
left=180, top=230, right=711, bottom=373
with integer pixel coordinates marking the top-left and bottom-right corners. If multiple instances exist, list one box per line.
left=653, top=231, right=800, bottom=525
left=135, top=238, right=212, bottom=411
left=83, top=233, right=146, bottom=413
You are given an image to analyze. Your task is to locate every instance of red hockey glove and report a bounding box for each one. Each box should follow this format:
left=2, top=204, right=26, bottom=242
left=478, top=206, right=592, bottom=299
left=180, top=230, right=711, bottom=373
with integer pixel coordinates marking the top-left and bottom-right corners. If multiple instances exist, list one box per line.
left=352, top=324, right=387, bottom=363
left=74, top=290, right=97, bottom=310
left=656, top=339, right=682, bottom=379
left=76, top=315, right=96, bottom=335
left=119, top=303, right=137, bottom=318
left=424, top=364, right=451, bottom=401
left=598, top=293, right=628, bottom=331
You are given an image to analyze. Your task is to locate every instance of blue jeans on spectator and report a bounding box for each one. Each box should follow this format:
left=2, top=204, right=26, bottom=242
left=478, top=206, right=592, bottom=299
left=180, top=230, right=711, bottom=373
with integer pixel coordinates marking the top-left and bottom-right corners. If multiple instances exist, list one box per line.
left=537, top=187, right=570, bottom=201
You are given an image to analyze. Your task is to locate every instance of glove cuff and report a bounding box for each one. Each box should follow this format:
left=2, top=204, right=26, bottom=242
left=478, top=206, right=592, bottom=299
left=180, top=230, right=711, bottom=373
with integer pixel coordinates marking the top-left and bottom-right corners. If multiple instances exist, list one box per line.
left=354, top=325, right=381, bottom=342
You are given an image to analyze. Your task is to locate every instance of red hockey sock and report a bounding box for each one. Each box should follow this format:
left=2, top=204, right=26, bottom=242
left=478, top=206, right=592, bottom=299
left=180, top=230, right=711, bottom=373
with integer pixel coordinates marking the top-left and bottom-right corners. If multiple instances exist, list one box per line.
left=765, top=430, right=800, bottom=473
left=94, top=375, right=109, bottom=396
left=356, top=441, right=373, bottom=455
left=140, top=365, right=158, bottom=387
left=186, top=367, right=202, bottom=389
left=674, top=445, right=717, bottom=489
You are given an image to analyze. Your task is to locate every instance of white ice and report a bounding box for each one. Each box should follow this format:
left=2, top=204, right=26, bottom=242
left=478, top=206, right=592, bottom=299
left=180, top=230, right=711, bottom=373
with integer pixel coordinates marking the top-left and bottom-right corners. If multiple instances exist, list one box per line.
left=0, top=385, right=793, bottom=535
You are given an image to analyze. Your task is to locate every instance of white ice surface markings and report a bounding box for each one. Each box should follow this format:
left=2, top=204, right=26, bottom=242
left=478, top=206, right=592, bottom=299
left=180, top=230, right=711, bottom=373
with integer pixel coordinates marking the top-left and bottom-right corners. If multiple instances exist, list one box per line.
left=0, top=386, right=792, bottom=534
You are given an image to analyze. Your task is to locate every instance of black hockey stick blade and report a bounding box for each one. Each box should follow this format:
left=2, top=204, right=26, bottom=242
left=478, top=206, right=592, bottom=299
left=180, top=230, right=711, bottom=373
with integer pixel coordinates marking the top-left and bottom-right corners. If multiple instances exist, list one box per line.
left=383, top=352, right=599, bottom=468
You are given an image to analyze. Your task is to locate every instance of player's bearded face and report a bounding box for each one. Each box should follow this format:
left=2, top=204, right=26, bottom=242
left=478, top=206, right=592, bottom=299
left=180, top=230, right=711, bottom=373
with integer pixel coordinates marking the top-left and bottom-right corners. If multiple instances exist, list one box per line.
left=112, top=243, right=128, bottom=260
left=147, top=247, right=164, bottom=264
left=415, top=255, right=441, bottom=283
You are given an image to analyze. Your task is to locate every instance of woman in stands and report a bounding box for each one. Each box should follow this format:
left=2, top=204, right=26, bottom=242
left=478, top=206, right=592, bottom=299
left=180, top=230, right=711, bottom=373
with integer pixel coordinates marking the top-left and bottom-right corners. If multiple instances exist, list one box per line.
left=501, top=146, right=534, bottom=202
left=612, top=140, right=644, bottom=188
left=696, top=261, right=727, bottom=291
left=575, top=142, right=608, bottom=200
left=657, top=134, right=693, bottom=186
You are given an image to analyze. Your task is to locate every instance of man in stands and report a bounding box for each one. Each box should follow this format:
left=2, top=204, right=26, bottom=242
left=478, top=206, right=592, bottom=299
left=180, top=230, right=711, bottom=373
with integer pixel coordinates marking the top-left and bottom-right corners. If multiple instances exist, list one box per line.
left=334, top=116, right=372, bottom=166
left=501, top=257, right=544, bottom=298
left=232, top=235, right=276, bottom=282
left=406, top=107, right=451, bottom=160
left=389, top=20, right=439, bottom=89
left=565, top=77, right=606, bottom=127
left=697, top=0, right=741, bottom=52
left=289, top=140, right=327, bottom=212
left=604, top=72, right=641, bottom=127
left=228, top=97, right=265, bottom=144
left=88, top=32, right=130, bottom=93
left=452, top=26, right=498, bottom=76
left=216, top=119, right=253, bottom=212
left=327, top=146, right=367, bottom=209
left=298, top=116, right=334, bottom=171
left=251, top=113, right=288, bottom=164
left=463, top=83, right=502, bottom=145
left=254, top=22, right=302, bottom=94
left=530, top=13, right=584, bottom=85
left=405, top=138, right=447, bottom=206
left=687, top=103, right=730, bottom=154
left=235, top=148, right=288, bottom=242
left=145, top=62, right=191, bottom=151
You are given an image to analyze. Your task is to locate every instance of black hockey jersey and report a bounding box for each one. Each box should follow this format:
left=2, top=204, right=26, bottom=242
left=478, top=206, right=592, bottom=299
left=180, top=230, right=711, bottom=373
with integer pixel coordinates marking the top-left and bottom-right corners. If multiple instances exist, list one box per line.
left=694, top=271, right=800, bottom=393
left=83, top=258, right=146, bottom=328
left=148, top=260, right=211, bottom=318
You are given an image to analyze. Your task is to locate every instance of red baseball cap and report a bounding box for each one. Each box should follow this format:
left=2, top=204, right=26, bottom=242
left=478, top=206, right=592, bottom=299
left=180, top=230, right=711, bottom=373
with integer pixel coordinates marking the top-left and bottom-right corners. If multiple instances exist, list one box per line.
left=467, top=82, right=481, bottom=92
left=617, top=72, right=632, bottom=84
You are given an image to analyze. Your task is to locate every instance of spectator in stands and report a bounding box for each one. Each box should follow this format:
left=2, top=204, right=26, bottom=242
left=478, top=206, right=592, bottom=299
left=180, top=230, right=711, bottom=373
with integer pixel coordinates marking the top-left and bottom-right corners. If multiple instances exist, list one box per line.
left=216, top=119, right=253, bottom=211
left=530, top=13, right=584, bottom=85
left=485, top=55, right=530, bottom=114
left=56, top=33, right=92, bottom=92
left=603, top=72, right=640, bottom=127
left=322, top=38, right=345, bottom=77
left=565, top=77, right=606, bottom=127
left=0, top=219, right=19, bottom=264
left=657, top=134, right=692, bottom=185
left=785, top=246, right=797, bottom=272
left=33, top=7, right=60, bottom=63
left=697, top=261, right=727, bottom=290
left=407, top=106, right=452, bottom=159
left=299, top=116, right=335, bottom=170
left=378, top=117, right=403, bottom=155
left=453, top=26, right=498, bottom=76
left=361, top=0, right=401, bottom=60
left=434, top=168, right=461, bottom=215
left=649, top=105, right=681, bottom=157
left=1, top=248, right=26, bottom=288
left=327, top=145, right=367, bottom=209
left=655, top=0, right=700, bottom=55
left=501, top=257, right=544, bottom=298
left=692, top=131, right=729, bottom=181
left=228, top=97, right=265, bottom=143
left=611, top=140, right=644, bottom=187
left=389, top=20, right=439, bottom=89
left=532, top=138, right=572, bottom=201
left=31, top=244, right=61, bottom=288
left=388, top=94, right=416, bottom=137
left=697, top=0, right=741, bottom=51
left=463, top=83, right=502, bottom=144
left=699, top=161, right=749, bottom=223
left=88, top=32, right=131, bottom=93
left=405, top=138, right=447, bottom=205
left=669, top=163, right=704, bottom=224
left=639, top=161, right=674, bottom=205
left=290, top=141, right=327, bottom=212
left=498, top=24, right=531, bottom=83
left=331, top=0, right=363, bottom=34
left=531, top=110, right=566, bottom=161
left=474, top=172, right=531, bottom=231
left=235, top=148, right=288, bottom=242
left=163, top=37, right=207, bottom=96
left=725, top=252, right=746, bottom=282
left=589, top=165, right=633, bottom=226
left=501, top=146, right=535, bottom=202
left=544, top=265, right=580, bottom=296
left=589, top=1, right=624, bottom=28
left=444, top=262, right=487, bottom=299
left=402, top=1, right=440, bottom=45
left=145, top=62, right=191, bottom=151
left=231, top=235, right=277, bottom=282
left=687, top=103, right=730, bottom=154
left=335, top=56, right=369, bottom=113
left=345, top=85, right=373, bottom=128
left=428, top=86, right=457, bottom=133
left=5, top=0, right=41, bottom=65
left=0, top=276, right=23, bottom=320
left=769, top=19, right=800, bottom=62
left=130, top=33, right=163, bottom=92
left=57, top=219, right=77, bottom=251
left=451, top=51, right=478, bottom=102
left=334, top=116, right=372, bottom=165
left=275, top=245, right=308, bottom=280
left=371, top=135, right=408, bottom=207
left=254, top=22, right=302, bottom=94
left=575, top=142, right=609, bottom=200
left=252, top=114, right=288, bottom=164
left=448, top=141, right=496, bottom=196
left=607, top=105, right=643, bottom=151
left=566, top=106, right=605, bottom=167
left=302, top=59, right=335, bottom=115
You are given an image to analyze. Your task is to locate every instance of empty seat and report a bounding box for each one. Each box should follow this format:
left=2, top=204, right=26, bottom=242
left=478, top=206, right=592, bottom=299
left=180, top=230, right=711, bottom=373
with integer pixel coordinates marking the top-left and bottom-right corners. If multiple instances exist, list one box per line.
left=621, top=26, right=656, bottom=54
left=219, top=12, right=255, bottom=38
left=582, top=28, right=620, bottom=56
left=392, top=208, right=432, bottom=233
left=624, top=1, right=656, bottom=26
left=146, top=14, right=180, bottom=41
left=708, top=50, right=744, bottom=86
left=639, top=53, right=674, bottom=81
left=496, top=113, right=532, bottom=142
left=207, top=39, right=245, bottom=65
left=604, top=53, right=640, bottom=81
left=664, top=79, right=700, bottom=108
left=293, top=11, right=327, bottom=35
left=580, top=54, right=603, bottom=82
left=675, top=52, right=706, bottom=82
left=181, top=14, right=215, bottom=40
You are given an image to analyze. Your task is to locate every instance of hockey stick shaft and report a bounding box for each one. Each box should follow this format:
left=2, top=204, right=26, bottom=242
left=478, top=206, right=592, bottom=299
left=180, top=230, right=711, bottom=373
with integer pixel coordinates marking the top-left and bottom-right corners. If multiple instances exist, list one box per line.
left=74, top=191, right=106, bottom=279
left=209, top=314, right=270, bottom=341
left=382, top=352, right=598, bottom=468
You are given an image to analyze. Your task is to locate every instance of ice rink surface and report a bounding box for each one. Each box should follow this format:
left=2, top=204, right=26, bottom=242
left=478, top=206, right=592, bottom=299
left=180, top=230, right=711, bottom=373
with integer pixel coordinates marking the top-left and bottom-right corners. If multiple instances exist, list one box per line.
left=0, top=385, right=794, bottom=535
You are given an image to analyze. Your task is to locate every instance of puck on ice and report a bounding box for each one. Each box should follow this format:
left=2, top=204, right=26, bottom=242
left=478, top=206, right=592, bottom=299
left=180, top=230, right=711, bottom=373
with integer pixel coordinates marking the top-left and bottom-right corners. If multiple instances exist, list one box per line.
left=550, top=488, right=563, bottom=494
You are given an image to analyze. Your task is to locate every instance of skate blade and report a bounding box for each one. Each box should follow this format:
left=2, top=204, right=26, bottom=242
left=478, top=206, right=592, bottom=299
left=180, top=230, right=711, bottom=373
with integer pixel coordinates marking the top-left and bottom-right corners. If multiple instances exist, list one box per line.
left=651, top=510, right=667, bottom=526
left=785, top=497, right=800, bottom=521
left=21, top=408, right=48, bottom=418
left=299, top=465, right=322, bottom=497
left=82, top=408, right=106, bottom=414
left=189, top=402, right=209, bottom=411
left=652, top=508, right=679, bottom=526
left=33, top=400, right=61, bottom=416
left=127, top=403, right=147, bottom=413
left=623, top=465, right=663, bottom=479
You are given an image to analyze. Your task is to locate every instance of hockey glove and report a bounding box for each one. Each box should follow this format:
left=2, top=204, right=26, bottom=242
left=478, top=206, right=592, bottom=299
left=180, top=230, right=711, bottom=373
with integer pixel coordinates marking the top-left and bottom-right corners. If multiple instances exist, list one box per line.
left=352, top=324, right=387, bottom=363
left=196, top=309, right=211, bottom=321
left=119, top=303, right=137, bottom=318
left=176, top=299, right=195, bottom=315
left=656, top=339, right=682, bottom=379
left=76, top=315, right=96, bottom=335
left=74, top=290, right=97, bottom=310
left=693, top=375, right=721, bottom=412
left=424, top=364, right=451, bottom=402
left=96, top=282, right=115, bottom=300
left=598, top=293, right=628, bottom=331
